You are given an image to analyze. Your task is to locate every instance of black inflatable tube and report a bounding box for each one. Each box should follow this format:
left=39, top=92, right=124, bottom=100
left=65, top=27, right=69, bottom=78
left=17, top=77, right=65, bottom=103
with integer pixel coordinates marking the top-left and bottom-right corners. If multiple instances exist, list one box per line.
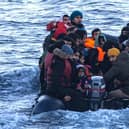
left=31, top=95, right=65, bottom=115
left=31, top=95, right=129, bottom=115
left=103, top=33, right=119, bottom=44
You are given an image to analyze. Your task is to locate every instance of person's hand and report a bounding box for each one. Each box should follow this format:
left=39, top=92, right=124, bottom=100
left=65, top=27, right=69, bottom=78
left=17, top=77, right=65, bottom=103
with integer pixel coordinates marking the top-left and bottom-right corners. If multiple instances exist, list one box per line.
left=76, top=87, right=85, bottom=93
left=84, top=84, right=90, bottom=89
left=64, top=96, right=72, bottom=102
left=113, top=79, right=121, bottom=88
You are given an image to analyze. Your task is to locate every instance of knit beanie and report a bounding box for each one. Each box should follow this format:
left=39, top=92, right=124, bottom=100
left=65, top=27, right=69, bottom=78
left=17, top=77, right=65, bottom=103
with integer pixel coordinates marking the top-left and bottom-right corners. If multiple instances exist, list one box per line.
left=70, top=10, right=83, bottom=21
left=61, top=44, right=73, bottom=55
left=107, top=48, right=120, bottom=57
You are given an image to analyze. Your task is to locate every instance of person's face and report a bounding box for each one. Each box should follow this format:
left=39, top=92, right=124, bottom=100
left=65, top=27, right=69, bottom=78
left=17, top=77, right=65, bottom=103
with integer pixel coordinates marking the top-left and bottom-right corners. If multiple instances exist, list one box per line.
left=73, top=16, right=82, bottom=24
left=122, top=31, right=129, bottom=36
left=78, top=69, right=85, bottom=77
left=80, top=56, right=85, bottom=64
left=74, top=52, right=80, bottom=60
left=93, top=31, right=101, bottom=39
left=63, top=16, right=71, bottom=25
left=82, top=34, right=87, bottom=43
left=99, top=37, right=105, bottom=47
left=64, top=40, right=72, bottom=47
left=75, top=39, right=81, bottom=46
left=109, top=56, right=117, bottom=62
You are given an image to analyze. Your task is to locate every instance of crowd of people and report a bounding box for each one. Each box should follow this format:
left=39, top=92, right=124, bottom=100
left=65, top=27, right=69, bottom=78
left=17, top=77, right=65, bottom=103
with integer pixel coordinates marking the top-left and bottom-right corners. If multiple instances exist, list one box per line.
left=38, top=10, right=129, bottom=110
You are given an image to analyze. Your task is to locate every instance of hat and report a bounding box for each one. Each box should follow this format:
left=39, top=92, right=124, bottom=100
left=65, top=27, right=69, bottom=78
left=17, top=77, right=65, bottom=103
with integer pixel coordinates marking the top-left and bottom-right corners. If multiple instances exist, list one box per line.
left=107, top=48, right=120, bottom=57
left=61, top=44, right=73, bottom=55
left=76, top=64, right=85, bottom=69
left=70, top=10, right=83, bottom=21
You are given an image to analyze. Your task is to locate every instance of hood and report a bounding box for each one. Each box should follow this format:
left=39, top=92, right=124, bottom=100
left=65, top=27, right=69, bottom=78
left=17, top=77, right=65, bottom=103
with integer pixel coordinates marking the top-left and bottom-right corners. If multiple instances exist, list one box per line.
left=53, top=48, right=69, bottom=59
left=95, top=33, right=107, bottom=47
left=117, top=51, right=129, bottom=62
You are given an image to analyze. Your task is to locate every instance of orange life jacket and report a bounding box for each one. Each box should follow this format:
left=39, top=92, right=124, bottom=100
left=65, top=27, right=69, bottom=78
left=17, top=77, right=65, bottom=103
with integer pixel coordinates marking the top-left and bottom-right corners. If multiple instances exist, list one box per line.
left=96, top=47, right=105, bottom=62
left=84, top=37, right=95, bottom=48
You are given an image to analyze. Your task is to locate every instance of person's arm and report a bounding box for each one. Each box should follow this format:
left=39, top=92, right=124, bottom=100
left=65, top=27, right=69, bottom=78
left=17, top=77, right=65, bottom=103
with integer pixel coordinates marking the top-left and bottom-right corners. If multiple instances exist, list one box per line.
left=104, top=64, right=120, bottom=84
left=53, top=48, right=69, bottom=59
left=48, top=40, right=64, bottom=53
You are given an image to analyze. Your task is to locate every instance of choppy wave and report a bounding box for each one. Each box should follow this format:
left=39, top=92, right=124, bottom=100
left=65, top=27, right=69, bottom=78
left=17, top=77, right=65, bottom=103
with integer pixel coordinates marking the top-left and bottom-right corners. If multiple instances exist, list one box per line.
left=0, top=0, right=129, bottom=129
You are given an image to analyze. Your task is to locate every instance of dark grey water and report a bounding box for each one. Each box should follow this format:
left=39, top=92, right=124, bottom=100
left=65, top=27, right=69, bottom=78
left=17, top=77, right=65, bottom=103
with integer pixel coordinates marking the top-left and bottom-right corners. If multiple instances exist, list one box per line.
left=0, top=0, right=129, bottom=129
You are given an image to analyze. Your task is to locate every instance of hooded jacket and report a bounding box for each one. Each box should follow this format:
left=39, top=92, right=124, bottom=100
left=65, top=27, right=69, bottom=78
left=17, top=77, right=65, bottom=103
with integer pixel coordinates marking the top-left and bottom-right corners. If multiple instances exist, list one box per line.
left=104, top=51, right=129, bottom=95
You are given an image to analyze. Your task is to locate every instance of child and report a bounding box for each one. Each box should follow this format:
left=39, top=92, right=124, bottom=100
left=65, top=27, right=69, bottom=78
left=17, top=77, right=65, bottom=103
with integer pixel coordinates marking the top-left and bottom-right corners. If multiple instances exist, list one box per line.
left=79, top=54, right=93, bottom=80
left=75, top=65, right=91, bottom=97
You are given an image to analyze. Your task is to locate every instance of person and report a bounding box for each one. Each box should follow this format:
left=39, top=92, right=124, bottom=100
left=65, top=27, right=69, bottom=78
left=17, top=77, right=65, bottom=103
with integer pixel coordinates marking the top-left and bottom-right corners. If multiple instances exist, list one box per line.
left=86, top=34, right=106, bottom=75
left=38, top=34, right=76, bottom=95
left=121, top=38, right=129, bottom=52
left=44, top=44, right=74, bottom=100
left=84, top=28, right=101, bottom=49
left=70, top=10, right=85, bottom=31
left=43, top=14, right=71, bottom=51
left=104, top=48, right=129, bottom=99
left=118, top=26, right=129, bottom=49
left=62, top=14, right=71, bottom=27
left=53, top=22, right=67, bottom=39
left=75, top=65, right=91, bottom=97
left=122, top=39, right=129, bottom=53
left=44, top=44, right=88, bottom=111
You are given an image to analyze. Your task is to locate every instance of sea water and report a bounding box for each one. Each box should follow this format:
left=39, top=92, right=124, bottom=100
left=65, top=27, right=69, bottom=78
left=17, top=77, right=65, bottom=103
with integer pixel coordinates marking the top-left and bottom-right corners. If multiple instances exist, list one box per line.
left=0, top=0, right=129, bottom=129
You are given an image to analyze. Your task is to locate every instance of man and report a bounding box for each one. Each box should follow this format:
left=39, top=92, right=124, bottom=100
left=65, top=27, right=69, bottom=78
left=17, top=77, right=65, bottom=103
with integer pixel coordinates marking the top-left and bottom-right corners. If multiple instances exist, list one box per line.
left=122, top=38, right=129, bottom=53
left=45, top=44, right=88, bottom=111
left=104, top=48, right=129, bottom=99
left=119, top=26, right=129, bottom=46
left=70, top=10, right=85, bottom=30
left=84, top=28, right=101, bottom=49
left=62, top=14, right=71, bottom=27
left=86, top=34, right=106, bottom=75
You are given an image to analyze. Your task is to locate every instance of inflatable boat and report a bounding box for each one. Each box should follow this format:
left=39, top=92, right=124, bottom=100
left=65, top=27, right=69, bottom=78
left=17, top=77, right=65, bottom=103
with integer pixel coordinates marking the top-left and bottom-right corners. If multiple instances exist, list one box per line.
left=32, top=76, right=129, bottom=115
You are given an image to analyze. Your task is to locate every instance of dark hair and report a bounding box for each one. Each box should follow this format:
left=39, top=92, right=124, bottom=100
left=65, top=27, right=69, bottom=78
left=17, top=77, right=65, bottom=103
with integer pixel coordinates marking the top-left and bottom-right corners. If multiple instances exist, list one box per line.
left=121, top=26, right=129, bottom=32
left=63, top=35, right=74, bottom=45
left=63, top=15, right=69, bottom=19
left=126, top=23, right=129, bottom=27
left=92, top=28, right=101, bottom=36
left=67, top=33, right=80, bottom=42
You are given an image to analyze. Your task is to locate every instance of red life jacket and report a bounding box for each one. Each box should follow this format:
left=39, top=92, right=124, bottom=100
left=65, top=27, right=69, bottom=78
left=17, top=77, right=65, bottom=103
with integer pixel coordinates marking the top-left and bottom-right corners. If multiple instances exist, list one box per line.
left=44, top=53, right=72, bottom=87
left=53, top=22, right=67, bottom=39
